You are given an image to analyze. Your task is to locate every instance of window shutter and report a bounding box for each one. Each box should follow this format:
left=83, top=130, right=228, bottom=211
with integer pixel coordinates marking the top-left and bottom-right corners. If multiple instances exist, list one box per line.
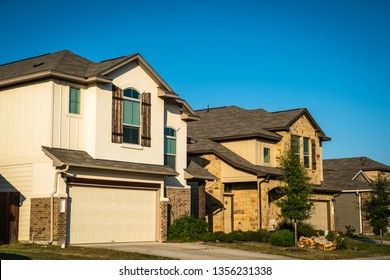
left=311, top=139, right=317, bottom=170
left=141, top=92, right=152, bottom=147
left=112, top=85, right=123, bottom=143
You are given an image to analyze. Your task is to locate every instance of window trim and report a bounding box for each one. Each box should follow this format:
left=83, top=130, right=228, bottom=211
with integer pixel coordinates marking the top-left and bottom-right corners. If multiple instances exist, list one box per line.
left=122, top=88, right=141, bottom=145
left=303, top=137, right=310, bottom=168
left=263, top=147, right=271, bottom=164
left=68, top=87, right=81, bottom=115
left=164, top=127, right=177, bottom=169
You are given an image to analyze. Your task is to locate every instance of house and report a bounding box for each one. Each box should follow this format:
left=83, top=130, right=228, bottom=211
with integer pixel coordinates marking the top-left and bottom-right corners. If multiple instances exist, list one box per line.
left=323, top=157, right=390, bottom=234
left=187, top=106, right=336, bottom=233
left=0, top=50, right=198, bottom=245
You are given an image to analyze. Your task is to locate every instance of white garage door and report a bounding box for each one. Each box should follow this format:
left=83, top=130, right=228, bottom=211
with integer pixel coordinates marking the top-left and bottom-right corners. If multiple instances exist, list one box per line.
left=308, top=201, right=329, bottom=231
left=68, top=186, right=157, bottom=244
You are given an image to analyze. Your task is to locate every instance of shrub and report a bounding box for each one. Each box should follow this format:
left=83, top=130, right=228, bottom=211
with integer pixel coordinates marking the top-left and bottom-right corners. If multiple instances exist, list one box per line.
left=269, top=230, right=294, bottom=247
left=201, top=232, right=218, bottom=242
left=167, top=215, right=209, bottom=241
left=277, top=221, right=323, bottom=237
left=345, top=225, right=356, bottom=237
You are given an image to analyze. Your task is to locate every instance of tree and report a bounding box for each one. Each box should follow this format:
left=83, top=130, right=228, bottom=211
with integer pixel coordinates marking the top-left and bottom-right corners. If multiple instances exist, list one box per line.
left=362, top=177, right=390, bottom=246
left=276, top=141, right=313, bottom=246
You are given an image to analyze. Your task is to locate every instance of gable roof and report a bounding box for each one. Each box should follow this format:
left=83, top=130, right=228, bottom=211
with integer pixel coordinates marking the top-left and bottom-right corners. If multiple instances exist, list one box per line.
left=188, top=106, right=330, bottom=142
left=42, top=146, right=178, bottom=176
left=322, top=157, right=390, bottom=191
left=1, top=50, right=197, bottom=119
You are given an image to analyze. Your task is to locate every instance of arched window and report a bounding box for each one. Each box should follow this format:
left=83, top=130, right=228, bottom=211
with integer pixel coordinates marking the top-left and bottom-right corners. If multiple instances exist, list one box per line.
left=123, top=88, right=141, bottom=144
left=164, top=127, right=176, bottom=169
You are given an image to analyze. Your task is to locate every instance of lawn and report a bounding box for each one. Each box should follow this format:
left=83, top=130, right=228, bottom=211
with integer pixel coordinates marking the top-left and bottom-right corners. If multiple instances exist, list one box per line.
left=0, top=243, right=173, bottom=260
left=208, top=239, right=390, bottom=260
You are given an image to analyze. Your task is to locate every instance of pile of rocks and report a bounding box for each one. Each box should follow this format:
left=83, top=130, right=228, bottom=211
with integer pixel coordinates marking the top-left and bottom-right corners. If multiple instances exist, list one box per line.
left=298, top=236, right=337, bottom=251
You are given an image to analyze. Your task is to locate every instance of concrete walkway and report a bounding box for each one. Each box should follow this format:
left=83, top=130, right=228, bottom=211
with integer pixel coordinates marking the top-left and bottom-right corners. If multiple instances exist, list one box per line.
left=80, top=242, right=296, bottom=260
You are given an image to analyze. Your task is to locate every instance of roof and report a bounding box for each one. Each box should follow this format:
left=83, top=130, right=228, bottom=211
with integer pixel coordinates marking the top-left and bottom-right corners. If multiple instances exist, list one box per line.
left=188, top=138, right=283, bottom=177
left=0, top=50, right=198, bottom=119
left=185, top=160, right=218, bottom=181
left=42, top=146, right=178, bottom=176
left=323, top=157, right=390, bottom=191
left=188, top=106, right=330, bottom=142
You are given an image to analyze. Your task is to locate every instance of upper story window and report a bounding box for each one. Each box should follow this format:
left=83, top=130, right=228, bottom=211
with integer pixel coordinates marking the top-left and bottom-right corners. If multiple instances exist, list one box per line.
left=303, top=137, right=310, bottom=168
left=292, top=135, right=300, bottom=162
left=263, top=147, right=271, bottom=164
left=164, top=127, right=176, bottom=169
left=123, top=88, right=141, bottom=145
left=69, top=87, right=80, bottom=114
left=111, top=85, right=151, bottom=147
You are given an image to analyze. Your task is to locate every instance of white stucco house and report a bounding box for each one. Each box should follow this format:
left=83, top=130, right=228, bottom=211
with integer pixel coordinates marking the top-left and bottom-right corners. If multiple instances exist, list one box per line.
left=0, top=50, right=199, bottom=245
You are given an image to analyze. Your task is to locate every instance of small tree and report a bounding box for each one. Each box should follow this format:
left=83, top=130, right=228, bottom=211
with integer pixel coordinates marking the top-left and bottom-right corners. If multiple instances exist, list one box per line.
left=362, top=177, right=390, bottom=246
left=276, top=141, right=313, bottom=246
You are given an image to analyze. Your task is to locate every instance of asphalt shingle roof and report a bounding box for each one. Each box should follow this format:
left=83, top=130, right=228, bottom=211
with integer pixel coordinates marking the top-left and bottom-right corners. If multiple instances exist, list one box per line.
left=0, top=50, right=135, bottom=82
left=322, top=157, right=390, bottom=191
left=42, top=146, right=178, bottom=176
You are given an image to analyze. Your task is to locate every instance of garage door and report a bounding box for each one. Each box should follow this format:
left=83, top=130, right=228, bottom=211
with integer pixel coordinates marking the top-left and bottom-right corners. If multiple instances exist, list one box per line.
left=68, top=186, right=157, bottom=244
left=308, top=201, right=329, bottom=231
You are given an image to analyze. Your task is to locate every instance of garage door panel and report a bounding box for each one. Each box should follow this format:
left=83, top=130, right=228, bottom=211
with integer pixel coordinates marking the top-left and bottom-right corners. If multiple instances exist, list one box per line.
left=307, top=201, right=329, bottom=231
left=69, top=186, right=157, bottom=244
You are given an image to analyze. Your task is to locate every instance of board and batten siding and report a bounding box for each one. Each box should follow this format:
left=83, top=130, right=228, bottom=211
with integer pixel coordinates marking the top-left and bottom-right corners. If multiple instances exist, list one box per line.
left=0, top=164, right=33, bottom=241
left=0, top=82, right=52, bottom=159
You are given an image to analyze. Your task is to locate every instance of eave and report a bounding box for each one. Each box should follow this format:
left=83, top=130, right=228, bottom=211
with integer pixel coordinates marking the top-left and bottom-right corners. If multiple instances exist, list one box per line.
left=0, top=70, right=112, bottom=88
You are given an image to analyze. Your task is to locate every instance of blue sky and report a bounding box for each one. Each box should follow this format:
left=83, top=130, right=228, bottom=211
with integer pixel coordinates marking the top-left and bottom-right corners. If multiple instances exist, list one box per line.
left=1, top=0, right=389, bottom=165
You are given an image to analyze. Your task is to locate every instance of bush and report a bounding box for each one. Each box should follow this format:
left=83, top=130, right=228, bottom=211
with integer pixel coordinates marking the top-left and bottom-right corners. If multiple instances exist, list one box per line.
left=269, top=230, right=294, bottom=247
left=167, top=215, right=209, bottom=241
left=277, top=221, right=323, bottom=237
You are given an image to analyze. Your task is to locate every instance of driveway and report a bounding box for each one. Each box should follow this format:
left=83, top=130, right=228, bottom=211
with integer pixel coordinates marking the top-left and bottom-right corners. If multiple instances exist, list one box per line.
left=80, top=242, right=296, bottom=260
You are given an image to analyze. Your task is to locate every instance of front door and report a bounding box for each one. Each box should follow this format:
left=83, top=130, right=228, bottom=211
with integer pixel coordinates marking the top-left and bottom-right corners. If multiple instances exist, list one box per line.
left=223, top=195, right=233, bottom=233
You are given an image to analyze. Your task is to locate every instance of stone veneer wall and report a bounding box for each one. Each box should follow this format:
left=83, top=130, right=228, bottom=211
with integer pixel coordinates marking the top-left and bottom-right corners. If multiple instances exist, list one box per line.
left=30, top=197, right=67, bottom=244
left=231, top=182, right=259, bottom=231
left=166, top=187, right=191, bottom=226
left=361, top=192, right=374, bottom=234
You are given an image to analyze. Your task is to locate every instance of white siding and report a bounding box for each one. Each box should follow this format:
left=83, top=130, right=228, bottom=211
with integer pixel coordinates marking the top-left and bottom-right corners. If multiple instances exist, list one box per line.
left=0, top=82, right=52, bottom=159
left=52, top=82, right=85, bottom=151
left=0, top=164, right=33, bottom=241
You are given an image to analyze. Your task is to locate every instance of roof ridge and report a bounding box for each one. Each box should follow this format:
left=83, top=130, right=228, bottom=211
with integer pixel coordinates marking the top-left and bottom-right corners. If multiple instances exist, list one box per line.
left=0, top=52, right=52, bottom=66
left=195, top=105, right=243, bottom=112
left=51, top=50, right=71, bottom=71
left=270, top=107, right=306, bottom=114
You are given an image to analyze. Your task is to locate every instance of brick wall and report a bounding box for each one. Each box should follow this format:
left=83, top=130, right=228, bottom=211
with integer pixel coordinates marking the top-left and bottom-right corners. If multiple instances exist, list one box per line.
left=30, top=197, right=67, bottom=243
left=160, top=200, right=168, bottom=241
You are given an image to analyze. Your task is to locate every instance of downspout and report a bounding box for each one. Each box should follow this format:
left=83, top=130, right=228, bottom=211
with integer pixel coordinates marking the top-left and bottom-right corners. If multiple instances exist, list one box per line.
left=357, top=191, right=363, bottom=234
left=258, top=174, right=270, bottom=230
left=49, top=165, right=69, bottom=245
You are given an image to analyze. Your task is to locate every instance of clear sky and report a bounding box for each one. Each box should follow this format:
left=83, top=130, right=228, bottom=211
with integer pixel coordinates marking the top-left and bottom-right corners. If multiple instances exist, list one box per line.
left=1, top=0, right=389, bottom=165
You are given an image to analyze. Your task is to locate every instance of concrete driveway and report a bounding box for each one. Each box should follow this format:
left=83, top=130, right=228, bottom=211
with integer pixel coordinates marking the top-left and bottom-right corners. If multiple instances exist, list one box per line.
left=81, top=242, right=296, bottom=260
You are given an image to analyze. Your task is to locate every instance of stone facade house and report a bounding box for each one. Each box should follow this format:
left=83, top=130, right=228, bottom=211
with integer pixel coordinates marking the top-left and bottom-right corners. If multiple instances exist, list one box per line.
left=323, top=157, right=390, bottom=234
left=0, top=50, right=198, bottom=245
left=187, top=106, right=336, bottom=233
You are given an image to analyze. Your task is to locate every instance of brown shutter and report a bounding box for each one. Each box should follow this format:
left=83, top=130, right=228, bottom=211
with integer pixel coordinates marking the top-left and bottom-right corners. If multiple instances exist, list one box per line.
left=311, top=139, right=317, bottom=170
left=141, top=92, right=151, bottom=147
left=112, top=85, right=123, bottom=143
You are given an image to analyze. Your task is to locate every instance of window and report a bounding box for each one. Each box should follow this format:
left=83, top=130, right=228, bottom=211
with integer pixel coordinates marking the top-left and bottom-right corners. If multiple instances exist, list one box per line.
left=303, top=137, right=310, bottom=168
left=263, top=147, right=271, bottom=164
left=164, top=128, right=176, bottom=169
left=123, top=88, right=141, bottom=144
left=69, top=87, right=80, bottom=114
left=292, top=135, right=300, bottom=162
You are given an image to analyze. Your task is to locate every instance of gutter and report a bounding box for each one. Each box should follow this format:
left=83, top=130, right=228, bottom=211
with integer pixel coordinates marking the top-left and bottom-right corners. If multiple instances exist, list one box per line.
left=49, top=165, right=69, bottom=245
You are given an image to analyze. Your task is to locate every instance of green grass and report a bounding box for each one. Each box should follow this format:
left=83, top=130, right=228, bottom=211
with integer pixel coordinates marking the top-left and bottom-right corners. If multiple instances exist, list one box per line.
left=206, top=239, right=390, bottom=260
left=0, top=243, right=173, bottom=260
